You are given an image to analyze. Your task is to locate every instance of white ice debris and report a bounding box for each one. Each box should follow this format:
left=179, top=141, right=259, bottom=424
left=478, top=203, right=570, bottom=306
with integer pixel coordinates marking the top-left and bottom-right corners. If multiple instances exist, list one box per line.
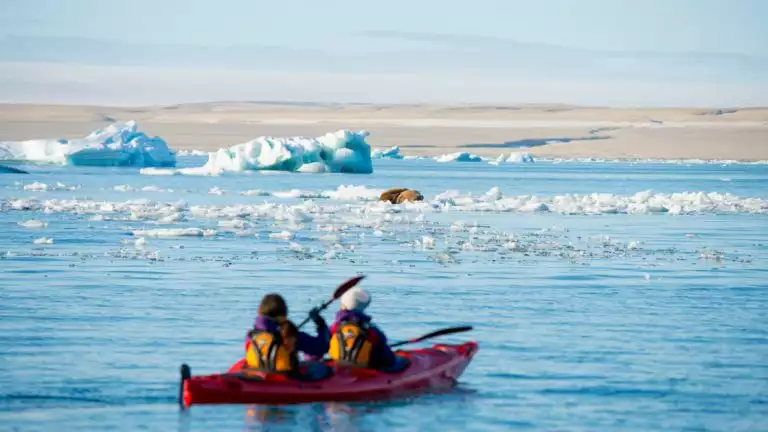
left=32, top=237, right=53, bottom=244
left=18, top=220, right=48, bottom=228
left=22, top=181, right=79, bottom=191
left=131, top=228, right=216, bottom=237
left=0, top=121, right=175, bottom=167
left=269, top=231, right=295, bottom=240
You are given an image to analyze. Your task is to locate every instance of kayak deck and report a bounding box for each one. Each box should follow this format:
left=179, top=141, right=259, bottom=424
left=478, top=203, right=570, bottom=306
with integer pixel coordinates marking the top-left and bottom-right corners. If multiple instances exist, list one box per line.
left=180, top=341, right=477, bottom=407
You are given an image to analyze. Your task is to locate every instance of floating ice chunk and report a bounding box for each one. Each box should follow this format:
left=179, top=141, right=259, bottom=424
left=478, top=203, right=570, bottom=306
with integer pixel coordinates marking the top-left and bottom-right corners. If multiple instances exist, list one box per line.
left=132, top=228, right=216, bottom=237
left=482, top=187, right=503, bottom=202
left=139, top=167, right=181, bottom=176
left=296, top=162, right=328, bottom=173
left=435, top=152, right=483, bottom=163
left=198, top=129, right=373, bottom=174
left=22, top=181, right=80, bottom=191
left=421, top=236, right=436, bottom=249
left=505, top=152, right=535, bottom=163
left=0, top=121, right=175, bottom=167
left=23, top=182, right=48, bottom=191
left=372, top=146, right=404, bottom=159
left=240, top=189, right=271, bottom=196
left=208, top=187, right=225, bottom=195
left=33, top=237, right=53, bottom=244
left=114, top=185, right=134, bottom=192
left=18, top=220, right=48, bottom=228
left=218, top=219, right=247, bottom=229
left=141, top=186, right=173, bottom=192
left=273, top=189, right=324, bottom=199
left=323, top=185, right=382, bottom=201
left=435, top=190, right=461, bottom=206
left=269, top=231, right=295, bottom=240
left=134, top=237, right=147, bottom=248
left=177, top=149, right=208, bottom=157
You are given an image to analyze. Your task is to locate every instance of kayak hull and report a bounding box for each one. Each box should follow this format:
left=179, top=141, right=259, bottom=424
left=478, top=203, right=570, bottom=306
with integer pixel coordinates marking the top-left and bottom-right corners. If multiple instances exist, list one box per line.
left=181, top=341, right=477, bottom=406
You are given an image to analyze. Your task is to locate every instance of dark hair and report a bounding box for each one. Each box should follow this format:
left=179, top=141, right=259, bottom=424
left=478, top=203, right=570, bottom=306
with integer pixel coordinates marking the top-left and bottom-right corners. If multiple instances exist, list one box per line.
left=258, top=293, right=288, bottom=318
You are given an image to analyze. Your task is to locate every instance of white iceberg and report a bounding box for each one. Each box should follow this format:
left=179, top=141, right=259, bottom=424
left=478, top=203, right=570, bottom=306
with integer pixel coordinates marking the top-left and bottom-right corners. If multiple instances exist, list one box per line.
left=490, top=152, right=535, bottom=165
left=198, top=130, right=373, bottom=174
left=372, top=146, right=404, bottom=159
left=0, top=121, right=175, bottom=167
left=435, top=152, right=483, bottom=163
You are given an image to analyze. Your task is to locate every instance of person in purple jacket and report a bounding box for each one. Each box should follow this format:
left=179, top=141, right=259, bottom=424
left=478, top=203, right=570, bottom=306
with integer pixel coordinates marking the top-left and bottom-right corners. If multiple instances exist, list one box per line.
left=244, top=294, right=330, bottom=370
left=327, top=287, right=399, bottom=370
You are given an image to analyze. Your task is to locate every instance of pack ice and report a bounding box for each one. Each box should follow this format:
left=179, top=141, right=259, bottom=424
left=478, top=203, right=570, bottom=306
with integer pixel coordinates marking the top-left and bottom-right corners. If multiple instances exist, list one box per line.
left=0, top=121, right=176, bottom=167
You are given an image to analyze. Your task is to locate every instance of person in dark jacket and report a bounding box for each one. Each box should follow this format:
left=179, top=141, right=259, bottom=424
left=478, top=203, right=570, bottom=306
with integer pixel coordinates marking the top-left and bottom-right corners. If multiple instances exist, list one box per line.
left=327, top=287, right=397, bottom=370
left=244, top=293, right=329, bottom=370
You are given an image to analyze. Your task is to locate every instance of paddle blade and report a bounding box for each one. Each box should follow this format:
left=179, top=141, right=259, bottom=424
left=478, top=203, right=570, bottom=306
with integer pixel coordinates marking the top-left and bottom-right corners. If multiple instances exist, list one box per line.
left=332, top=275, right=365, bottom=300
left=390, top=325, right=474, bottom=348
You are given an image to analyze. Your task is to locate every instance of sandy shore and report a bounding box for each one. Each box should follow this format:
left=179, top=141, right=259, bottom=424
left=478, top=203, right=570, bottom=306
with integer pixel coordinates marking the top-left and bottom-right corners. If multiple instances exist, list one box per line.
left=1, top=102, right=767, bottom=161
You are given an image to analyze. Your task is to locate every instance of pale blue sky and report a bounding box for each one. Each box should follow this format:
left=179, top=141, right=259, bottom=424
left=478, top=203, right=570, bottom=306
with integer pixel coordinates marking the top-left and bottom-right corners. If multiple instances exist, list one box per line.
left=1, top=0, right=766, bottom=106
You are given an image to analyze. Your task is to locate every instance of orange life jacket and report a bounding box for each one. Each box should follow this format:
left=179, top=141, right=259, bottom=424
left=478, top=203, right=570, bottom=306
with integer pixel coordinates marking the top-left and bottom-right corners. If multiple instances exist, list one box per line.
left=328, top=319, right=376, bottom=367
left=245, top=329, right=297, bottom=373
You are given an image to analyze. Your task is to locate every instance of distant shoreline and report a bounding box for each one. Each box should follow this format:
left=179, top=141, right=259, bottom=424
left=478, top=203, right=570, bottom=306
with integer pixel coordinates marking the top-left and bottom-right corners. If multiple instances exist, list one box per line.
left=2, top=102, right=767, bottom=162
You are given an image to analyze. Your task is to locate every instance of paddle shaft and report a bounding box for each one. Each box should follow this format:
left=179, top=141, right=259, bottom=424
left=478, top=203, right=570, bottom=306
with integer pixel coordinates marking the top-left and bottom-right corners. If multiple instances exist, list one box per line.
left=297, top=275, right=365, bottom=329
left=390, top=326, right=473, bottom=348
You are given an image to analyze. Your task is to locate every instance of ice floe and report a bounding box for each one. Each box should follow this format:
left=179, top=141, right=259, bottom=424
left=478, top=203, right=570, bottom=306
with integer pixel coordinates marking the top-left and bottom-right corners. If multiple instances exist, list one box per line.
left=435, top=152, right=484, bottom=163
left=18, top=219, right=48, bottom=228
left=372, top=146, right=404, bottom=159
left=22, top=181, right=79, bottom=191
left=0, top=121, right=175, bottom=167
left=131, top=228, right=216, bottom=237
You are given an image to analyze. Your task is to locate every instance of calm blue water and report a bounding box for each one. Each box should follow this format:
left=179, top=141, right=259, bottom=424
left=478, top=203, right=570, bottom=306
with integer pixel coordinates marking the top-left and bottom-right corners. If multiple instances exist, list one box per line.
left=1, top=159, right=767, bottom=431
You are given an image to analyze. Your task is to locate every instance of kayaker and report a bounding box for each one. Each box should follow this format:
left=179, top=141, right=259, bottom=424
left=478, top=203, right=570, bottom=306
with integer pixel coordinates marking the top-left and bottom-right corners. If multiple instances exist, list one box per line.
left=328, top=287, right=398, bottom=370
left=245, top=293, right=330, bottom=371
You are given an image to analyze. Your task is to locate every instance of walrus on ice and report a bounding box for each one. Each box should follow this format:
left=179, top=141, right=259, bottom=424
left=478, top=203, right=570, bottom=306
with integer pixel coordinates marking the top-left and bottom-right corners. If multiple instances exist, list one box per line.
left=379, top=188, right=424, bottom=204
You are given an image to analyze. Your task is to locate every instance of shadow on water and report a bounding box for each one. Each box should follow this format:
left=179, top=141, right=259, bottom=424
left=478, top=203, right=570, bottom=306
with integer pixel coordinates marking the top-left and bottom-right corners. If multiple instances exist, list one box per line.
left=460, top=135, right=610, bottom=149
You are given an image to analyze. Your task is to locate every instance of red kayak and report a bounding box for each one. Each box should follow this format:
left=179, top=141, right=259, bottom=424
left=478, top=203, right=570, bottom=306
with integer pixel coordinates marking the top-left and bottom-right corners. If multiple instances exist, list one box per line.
left=180, top=341, right=477, bottom=407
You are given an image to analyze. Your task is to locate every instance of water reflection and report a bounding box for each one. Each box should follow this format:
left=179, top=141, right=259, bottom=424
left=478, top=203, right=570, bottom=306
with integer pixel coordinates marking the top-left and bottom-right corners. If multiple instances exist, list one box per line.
left=241, top=386, right=477, bottom=431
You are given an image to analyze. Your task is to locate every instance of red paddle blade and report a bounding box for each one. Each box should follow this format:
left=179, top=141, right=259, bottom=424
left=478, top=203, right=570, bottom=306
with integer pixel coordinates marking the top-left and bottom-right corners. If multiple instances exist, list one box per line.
left=332, top=275, right=365, bottom=300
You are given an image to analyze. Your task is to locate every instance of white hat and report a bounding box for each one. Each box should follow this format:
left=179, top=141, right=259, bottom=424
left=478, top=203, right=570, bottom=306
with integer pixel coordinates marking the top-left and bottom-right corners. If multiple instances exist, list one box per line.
left=340, top=287, right=371, bottom=312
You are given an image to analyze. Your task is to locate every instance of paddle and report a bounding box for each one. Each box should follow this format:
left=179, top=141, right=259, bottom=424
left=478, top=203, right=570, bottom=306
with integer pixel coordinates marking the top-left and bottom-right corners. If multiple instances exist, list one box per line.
left=297, top=275, right=366, bottom=329
left=390, top=326, right=473, bottom=348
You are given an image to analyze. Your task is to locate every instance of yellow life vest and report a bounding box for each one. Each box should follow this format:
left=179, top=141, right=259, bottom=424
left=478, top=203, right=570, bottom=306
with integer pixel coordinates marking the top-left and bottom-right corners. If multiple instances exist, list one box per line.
left=328, top=320, right=374, bottom=367
left=245, top=329, right=297, bottom=373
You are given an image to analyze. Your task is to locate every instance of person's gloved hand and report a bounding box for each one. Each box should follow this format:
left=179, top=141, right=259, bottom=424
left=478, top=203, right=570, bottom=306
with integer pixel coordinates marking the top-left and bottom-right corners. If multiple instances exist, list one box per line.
left=308, top=307, right=327, bottom=327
